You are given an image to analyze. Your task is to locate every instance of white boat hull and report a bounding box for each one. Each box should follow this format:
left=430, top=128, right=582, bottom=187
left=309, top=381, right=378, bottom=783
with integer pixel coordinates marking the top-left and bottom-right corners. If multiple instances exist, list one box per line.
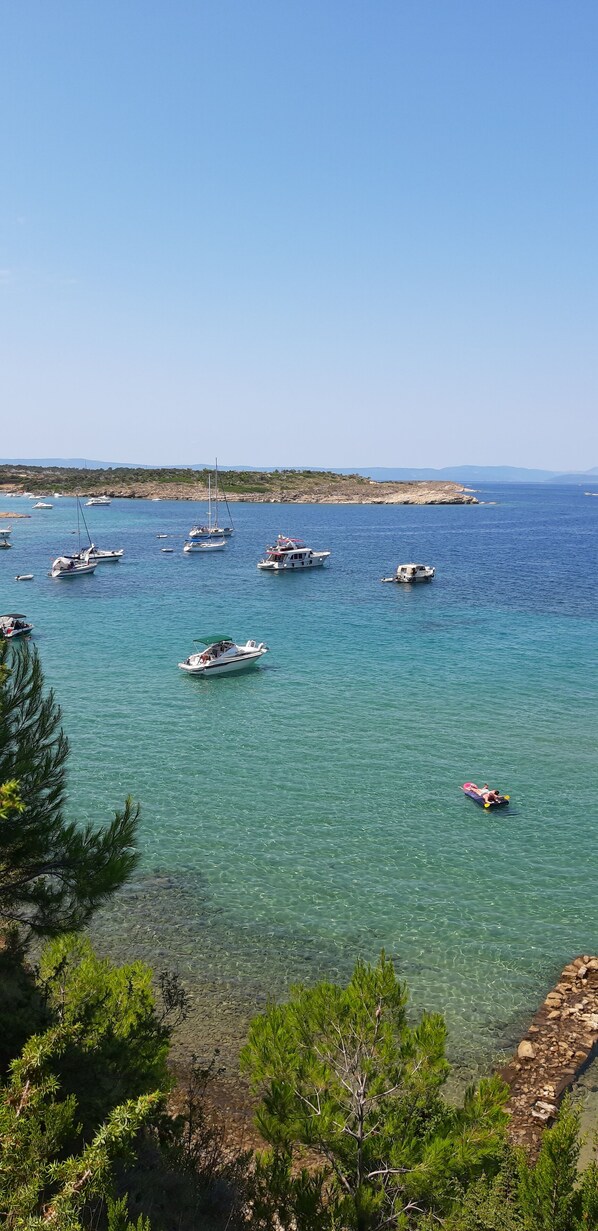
left=179, top=643, right=267, bottom=676
left=88, top=550, right=124, bottom=562
left=184, top=539, right=227, bottom=552
left=258, top=553, right=329, bottom=571
left=188, top=526, right=233, bottom=539
left=51, top=561, right=97, bottom=578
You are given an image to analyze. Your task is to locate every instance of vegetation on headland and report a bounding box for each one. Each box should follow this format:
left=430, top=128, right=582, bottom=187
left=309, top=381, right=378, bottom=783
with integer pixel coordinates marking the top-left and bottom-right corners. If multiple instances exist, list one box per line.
left=0, top=463, right=477, bottom=504
left=1, top=642, right=597, bottom=1228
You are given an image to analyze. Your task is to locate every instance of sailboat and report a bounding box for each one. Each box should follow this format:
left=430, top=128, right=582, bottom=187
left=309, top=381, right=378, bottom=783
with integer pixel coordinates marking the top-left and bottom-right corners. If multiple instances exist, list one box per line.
left=188, top=461, right=234, bottom=539
left=51, top=497, right=98, bottom=578
left=67, top=497, right=124, bottom=562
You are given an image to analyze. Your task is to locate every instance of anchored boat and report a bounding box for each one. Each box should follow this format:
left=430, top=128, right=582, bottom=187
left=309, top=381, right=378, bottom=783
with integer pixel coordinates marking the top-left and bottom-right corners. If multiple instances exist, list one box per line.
left=178, top=635, right=268, bottom=676
left=188, top=463, right=234, bottom=539
left=382, top=563, right=435, bottom=583
left=257, top=535, right=330, bottom=571
left=0, top=613, right=34, bottom=639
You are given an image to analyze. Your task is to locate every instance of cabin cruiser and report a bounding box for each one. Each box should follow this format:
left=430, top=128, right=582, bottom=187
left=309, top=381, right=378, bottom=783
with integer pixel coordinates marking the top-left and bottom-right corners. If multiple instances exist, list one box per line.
left=183, top=537, right=227, bottom=552
left=33, top=500, right=53, bottom=509
left=85, top=496, right=111, bottom=506
left=257, top=535, right=330, bottom=571
left=381, top=563, right=435, bottom=584
left=0, top=613, right=34, bottom=639
left=50, top=551, right=97, bottom=578
left=178, top=635, right=268, bottom=676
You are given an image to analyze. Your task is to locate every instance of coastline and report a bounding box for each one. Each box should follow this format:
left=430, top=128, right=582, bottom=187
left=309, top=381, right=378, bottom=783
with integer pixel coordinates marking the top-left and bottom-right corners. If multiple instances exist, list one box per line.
left=0, top=468, right=478, bottom=505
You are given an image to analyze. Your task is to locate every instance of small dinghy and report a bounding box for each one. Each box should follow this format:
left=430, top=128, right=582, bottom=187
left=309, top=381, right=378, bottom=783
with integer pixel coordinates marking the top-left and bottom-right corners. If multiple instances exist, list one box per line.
left=462, top=782, right=510, bottom=809
left=161, top=547, right=174, bottom=553
left=15, top=574, right=34, bottom=581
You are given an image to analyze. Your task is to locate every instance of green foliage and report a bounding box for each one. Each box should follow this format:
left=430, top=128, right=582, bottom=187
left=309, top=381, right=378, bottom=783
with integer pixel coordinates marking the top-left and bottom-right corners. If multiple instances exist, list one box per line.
left=449, top=1100, right=598, bottom=1231
left=0, top=641, right=140, bottom=938
left=0, top=1018, right=159, bottom=1228
left=106, top=1195, right=152, bottom=1231
left=0, top=925, right=49, bottom=1074
left=241, top=954, right=509, bottom=1230
left=38, top=935, right=172, bottom=1142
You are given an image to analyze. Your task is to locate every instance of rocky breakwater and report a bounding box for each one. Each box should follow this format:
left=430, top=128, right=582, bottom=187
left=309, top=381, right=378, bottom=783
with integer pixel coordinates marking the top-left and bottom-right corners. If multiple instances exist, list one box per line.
left=501, top=956, right=598, bottom=1156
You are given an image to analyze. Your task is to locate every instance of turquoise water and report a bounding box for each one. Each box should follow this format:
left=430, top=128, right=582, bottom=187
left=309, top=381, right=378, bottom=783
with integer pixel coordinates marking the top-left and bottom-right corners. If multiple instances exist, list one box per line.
left=2, top=486, right=597, bottom=1067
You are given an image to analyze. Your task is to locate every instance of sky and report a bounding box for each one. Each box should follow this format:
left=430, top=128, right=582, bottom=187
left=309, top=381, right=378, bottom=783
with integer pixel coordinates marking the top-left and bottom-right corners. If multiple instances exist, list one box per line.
left=1, top=1, right=597, bottom=470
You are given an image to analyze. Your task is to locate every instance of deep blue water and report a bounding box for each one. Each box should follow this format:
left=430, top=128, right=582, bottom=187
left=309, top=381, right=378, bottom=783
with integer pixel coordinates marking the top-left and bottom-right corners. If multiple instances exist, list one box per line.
left=1, top=483, right=597, bottom=1065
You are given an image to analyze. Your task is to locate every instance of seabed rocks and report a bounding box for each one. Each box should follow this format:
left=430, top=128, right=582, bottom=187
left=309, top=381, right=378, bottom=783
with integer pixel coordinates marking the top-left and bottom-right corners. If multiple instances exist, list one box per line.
left=501, top=956, right=598, bottom=1156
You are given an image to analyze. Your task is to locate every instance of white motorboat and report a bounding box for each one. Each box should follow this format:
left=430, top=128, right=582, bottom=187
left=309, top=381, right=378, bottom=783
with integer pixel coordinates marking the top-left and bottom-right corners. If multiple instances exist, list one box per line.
left=0, top=529, right=11, bottom=549
left=50, top=551, right=97, bottom=578
left=257, top=535, right=330, bottom=571
left=0, top=613, right=34, bottom=639
left=188, top=463, right=234, bottom=538
left=381, top=563, right=435, bottom=584
left=178, top=635, right=268, bottom=676
left=87, top=546, right=124, bottom=562
left=33, top=501, right=53, bottom=509
left=85, top=495, right=111, bottom=506
left=183, top=537, right=227, bottom=552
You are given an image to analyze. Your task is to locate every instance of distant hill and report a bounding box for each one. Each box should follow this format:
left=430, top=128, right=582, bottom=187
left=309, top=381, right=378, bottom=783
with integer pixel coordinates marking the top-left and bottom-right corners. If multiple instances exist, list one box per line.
left=1, top=459, right=596, bottom=483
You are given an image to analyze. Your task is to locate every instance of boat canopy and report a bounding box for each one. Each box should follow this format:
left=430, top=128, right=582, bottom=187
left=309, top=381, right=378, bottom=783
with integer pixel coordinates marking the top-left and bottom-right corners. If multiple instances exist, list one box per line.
left=1, top=613, right=27, bottom=620
left=193, top=634, right=233, bottom=645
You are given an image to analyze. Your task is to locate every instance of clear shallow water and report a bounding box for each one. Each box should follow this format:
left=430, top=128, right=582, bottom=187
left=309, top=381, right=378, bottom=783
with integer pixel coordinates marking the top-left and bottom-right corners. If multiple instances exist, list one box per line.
left=1, top=485, right=597, bottom=1068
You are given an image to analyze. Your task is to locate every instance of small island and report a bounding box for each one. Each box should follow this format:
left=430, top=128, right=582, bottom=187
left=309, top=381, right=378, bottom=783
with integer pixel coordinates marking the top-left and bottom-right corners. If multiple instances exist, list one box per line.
left=0, top=465, right=478, bottom=505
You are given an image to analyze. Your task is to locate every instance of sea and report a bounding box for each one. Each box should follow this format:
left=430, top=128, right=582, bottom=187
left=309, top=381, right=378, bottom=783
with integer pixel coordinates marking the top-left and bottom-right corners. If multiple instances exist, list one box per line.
left=1, top=484, right=597, bottom=1076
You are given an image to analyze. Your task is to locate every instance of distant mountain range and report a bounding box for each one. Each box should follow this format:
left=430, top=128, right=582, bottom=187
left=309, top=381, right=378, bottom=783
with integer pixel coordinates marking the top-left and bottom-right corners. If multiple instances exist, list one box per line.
left=1, top=459, right=597, bottom=484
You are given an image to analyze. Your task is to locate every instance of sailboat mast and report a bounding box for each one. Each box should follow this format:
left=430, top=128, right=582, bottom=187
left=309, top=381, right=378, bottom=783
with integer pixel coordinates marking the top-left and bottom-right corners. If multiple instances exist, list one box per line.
left=207, top=474, right=212, bottom=531
left=214, top=458, right=219, bottom=528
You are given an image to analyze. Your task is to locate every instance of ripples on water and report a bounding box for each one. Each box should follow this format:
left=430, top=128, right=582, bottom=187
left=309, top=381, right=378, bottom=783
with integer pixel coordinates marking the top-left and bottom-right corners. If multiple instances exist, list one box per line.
left=2, top=484, right=597, bottom=1068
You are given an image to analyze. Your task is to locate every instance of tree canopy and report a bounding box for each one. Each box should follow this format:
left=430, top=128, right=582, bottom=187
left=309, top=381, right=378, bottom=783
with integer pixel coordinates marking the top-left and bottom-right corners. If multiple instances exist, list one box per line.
left=0, top=641, right=140, bottom=938
left=242, top=953, right=509, bottom=1230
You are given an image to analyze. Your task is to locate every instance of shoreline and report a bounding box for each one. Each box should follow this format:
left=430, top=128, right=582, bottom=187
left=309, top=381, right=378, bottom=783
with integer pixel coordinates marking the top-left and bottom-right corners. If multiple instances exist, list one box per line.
left=0, top=469, right=478, bottom=505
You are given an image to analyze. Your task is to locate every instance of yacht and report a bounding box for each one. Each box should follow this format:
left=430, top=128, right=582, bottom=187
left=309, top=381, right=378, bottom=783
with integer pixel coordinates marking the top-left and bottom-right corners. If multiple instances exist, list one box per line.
left=257, top=535, right=330, bottom=571
left=50, top=552, right=97, bottom=578
left=33, top=500, right=53, bottom=509
left=87, top=546, right=124, bottom=562
left=62, top=498, right=123, bottom=564
left=85, top=496, right=111, bottom=507
left=178, top=636, right=268, bottom=676
left=188, top=464, right=234, bottom=538
left=183, top=537, right=227, bottom=553
left=381, top=563, right=435, bottom=584
left=0, top=613, right=34, bottom=639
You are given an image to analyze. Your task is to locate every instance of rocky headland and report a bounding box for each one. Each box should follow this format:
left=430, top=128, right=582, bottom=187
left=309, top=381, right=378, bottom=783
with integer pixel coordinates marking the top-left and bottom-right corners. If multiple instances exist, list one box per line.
left=0, top=466, right=478, bottom=505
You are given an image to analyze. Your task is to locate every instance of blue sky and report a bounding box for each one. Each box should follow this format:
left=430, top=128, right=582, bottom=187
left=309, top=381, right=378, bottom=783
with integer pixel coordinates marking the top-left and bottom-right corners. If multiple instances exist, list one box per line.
left=1, top=1, right=596, bottom=468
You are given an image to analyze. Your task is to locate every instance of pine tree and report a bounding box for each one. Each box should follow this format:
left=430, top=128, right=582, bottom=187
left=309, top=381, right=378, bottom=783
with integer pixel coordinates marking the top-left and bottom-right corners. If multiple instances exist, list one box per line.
left=0, top=641, right=140, bottom=938
left=241, top=953, right=509, bottom=1230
